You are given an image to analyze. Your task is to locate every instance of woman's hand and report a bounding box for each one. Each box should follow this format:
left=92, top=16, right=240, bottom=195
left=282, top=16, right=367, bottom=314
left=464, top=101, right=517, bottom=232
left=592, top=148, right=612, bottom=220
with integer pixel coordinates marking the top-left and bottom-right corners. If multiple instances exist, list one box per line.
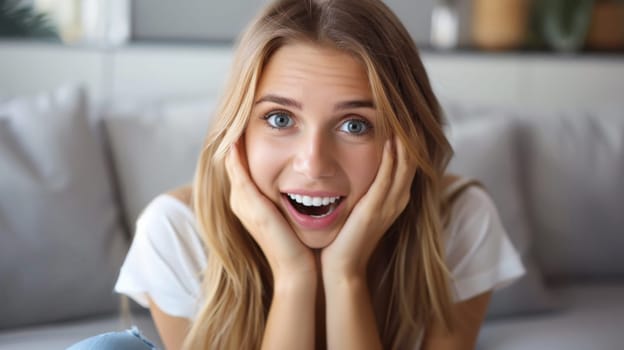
left=321, top=138, right=417, bottom=280
left=225, top=141, right=316, bottom=280
left=227, top=140, right=317, bottom=350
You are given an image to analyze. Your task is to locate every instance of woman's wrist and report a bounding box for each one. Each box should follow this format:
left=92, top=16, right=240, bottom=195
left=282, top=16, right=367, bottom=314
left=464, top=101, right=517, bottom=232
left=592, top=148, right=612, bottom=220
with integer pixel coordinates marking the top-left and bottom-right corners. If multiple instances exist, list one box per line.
left=320, top=251, right=369, bottom=284
left=263, top=258, right=317, bottom=350
left=267, top=245, right=317, bottom=281
left=321, top=262, right=367, bottom=289
left=273, top=265, right=318, bottom=295
left=322, top=268, right=383, bottom=350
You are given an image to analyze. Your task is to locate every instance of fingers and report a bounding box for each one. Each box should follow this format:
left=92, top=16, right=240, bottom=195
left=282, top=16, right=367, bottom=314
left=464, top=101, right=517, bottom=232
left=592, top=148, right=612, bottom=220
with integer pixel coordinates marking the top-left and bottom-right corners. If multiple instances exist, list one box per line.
left=225, top=142, right=244, bottom=205
left=362, top=139, right=395, bottom=204
left=225, top=140, right=314, bottom=275
left=387, top=137, right=417, bottom=212
left=362, top=137, right=416, bottom=220
left=225, top=141, right=263, bottom=216
left=225, top=141, right=280, bottom=239
left=322, top=139, right=398, bottom=273
left=226, top=141, right=258, bottom=195
left=225, top=141, right=244, bottom=187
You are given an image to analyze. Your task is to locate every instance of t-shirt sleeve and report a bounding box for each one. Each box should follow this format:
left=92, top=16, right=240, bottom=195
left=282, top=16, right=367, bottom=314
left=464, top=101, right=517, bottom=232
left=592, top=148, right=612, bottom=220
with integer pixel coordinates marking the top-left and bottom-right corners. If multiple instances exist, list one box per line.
left=114, top=196, right=206, bottom=319
left=444, top=187, right=526, bottom=302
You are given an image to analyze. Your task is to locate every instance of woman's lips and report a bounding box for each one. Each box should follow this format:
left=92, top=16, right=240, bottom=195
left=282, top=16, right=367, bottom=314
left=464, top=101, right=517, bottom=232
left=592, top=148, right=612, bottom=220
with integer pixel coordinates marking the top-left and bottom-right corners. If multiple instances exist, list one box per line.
left=281, top=193, right=345, bottom=230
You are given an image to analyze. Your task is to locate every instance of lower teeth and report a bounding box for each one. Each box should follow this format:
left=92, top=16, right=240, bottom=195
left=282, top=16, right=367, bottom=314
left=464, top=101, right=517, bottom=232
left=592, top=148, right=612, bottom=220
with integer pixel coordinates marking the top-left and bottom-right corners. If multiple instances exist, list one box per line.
left=290, top=198, right=337, bottom=217
left=310, top=205, right=335, bottom=218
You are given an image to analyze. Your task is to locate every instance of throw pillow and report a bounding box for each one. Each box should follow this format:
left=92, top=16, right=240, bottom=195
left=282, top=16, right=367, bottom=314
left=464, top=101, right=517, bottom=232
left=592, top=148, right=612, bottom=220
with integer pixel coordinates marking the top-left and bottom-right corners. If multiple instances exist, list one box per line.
left=0, top=86, right=128, bottom=328
left=522, top=112, right=624, bottom=280
left=446, top=114, right=555, bottom=318
left=102, top=99, right=215, bottom=234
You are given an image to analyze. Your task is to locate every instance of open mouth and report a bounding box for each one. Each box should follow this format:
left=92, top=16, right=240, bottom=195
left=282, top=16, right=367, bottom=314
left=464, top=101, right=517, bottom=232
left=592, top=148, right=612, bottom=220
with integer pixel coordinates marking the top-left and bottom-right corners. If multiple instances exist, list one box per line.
left=284, top=193, right=343, bottom=218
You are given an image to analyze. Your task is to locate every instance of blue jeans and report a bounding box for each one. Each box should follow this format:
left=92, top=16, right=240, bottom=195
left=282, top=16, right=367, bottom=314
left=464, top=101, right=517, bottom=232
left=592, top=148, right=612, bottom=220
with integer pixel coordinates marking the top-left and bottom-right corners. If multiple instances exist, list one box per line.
left=67, top=326, right=158, bottom=350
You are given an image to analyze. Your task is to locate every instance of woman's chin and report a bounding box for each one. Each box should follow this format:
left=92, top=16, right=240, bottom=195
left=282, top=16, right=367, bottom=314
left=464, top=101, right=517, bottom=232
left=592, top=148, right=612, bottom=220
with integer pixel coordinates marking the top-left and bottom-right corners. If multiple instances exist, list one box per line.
left=296, top=229, right=339, bottom=249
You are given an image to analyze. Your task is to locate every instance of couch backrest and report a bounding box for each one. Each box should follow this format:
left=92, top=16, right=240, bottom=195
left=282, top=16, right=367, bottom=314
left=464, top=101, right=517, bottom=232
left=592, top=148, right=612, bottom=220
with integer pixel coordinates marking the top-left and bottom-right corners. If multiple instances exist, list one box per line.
left=101, top=99, right=216, bottom=233
left=520, top=111, right=624, bottom=282
left=445, top=102, right=624, bottom=283
left=103, top=100, right=624, bottom=285
left=0, top=86, right=129, bottom=329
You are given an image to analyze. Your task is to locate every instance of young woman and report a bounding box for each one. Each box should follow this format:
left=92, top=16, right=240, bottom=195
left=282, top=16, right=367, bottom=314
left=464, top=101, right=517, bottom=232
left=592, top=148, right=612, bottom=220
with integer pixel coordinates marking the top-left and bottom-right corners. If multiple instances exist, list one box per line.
left=72, top=0, right=524, bottom=349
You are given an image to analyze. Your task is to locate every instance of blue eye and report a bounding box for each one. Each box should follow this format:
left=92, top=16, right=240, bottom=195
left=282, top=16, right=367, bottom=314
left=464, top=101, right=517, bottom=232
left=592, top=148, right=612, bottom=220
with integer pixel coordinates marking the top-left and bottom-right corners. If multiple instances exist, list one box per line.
left=340, top=119, right=371, bottom=135
left=264, top=112, right=294, bottom=129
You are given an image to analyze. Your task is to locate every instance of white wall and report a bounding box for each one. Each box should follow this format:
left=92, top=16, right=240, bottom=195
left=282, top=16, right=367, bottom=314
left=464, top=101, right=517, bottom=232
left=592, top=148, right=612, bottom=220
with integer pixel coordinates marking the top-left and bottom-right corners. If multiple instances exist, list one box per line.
left=1, top=42, right=623, bottom=112
left=0, top=43, right=105, bottom=98
left=132, top=0, right=267, bottom=42
left=132, top=0, right=435, bottom=45
left=424, top=53, right=624, bottom=110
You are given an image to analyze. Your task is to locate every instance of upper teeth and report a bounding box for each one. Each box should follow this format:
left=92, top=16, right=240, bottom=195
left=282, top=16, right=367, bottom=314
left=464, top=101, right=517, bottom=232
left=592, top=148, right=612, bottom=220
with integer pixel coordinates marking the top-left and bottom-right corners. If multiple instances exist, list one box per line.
left=287, top=194, right=341, bottom=207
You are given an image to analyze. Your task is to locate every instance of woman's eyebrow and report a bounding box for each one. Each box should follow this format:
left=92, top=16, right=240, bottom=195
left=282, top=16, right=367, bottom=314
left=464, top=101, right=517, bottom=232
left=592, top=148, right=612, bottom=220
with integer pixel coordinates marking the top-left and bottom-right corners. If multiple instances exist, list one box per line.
left=334, top=100, right=375, bottom=110
left=255, top=94, right=375, bottom=111
left=255, top=94, right=302, bottom=109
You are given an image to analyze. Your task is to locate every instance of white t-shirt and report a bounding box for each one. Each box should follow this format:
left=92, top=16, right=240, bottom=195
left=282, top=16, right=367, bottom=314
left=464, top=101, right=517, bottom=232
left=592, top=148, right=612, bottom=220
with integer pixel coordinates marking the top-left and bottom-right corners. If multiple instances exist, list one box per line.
left=114, top=180, right=525, bottom=321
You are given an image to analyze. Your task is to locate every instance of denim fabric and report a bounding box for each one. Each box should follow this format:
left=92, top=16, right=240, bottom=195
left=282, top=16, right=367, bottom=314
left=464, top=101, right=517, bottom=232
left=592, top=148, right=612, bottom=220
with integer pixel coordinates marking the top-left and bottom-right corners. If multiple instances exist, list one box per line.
left=66, top=326, right=158, bottom=350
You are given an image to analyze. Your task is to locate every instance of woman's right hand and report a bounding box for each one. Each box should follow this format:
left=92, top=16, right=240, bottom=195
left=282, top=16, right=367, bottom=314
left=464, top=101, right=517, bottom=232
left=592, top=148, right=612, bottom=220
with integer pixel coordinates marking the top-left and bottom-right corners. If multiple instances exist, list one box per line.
left=225, top=140, right=316, bottom=281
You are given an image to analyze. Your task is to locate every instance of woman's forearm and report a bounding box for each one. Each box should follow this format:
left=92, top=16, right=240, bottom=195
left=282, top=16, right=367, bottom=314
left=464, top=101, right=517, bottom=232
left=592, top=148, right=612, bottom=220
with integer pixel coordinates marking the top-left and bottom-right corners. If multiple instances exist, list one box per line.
left=324, top=273, right=383, bottom=350
left=261, top=273, right=317, bottom=350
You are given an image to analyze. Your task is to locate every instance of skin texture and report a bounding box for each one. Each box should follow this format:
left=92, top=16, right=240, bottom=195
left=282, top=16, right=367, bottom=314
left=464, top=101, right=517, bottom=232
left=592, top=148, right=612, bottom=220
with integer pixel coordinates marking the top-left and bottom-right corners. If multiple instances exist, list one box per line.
left=244, top=43, right=384, bottom=250
left=149, top=190, right=193, bottom=350
left=229, top=42, right=418, bottom=349
left=148, top=297, right=190, bottom=350
left=149, top=43, right=493, bottom=350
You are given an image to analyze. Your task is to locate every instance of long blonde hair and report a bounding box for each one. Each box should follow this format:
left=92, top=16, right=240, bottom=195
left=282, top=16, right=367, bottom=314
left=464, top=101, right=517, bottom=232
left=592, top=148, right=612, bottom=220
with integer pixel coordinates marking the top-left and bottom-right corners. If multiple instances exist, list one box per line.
left=186, top=0, right=454, bottom=349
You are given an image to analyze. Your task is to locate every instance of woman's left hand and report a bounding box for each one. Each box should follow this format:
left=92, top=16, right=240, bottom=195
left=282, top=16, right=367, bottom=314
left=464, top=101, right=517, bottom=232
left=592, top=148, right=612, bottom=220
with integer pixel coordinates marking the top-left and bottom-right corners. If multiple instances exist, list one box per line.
left=321, top=137, right=417, bottom=280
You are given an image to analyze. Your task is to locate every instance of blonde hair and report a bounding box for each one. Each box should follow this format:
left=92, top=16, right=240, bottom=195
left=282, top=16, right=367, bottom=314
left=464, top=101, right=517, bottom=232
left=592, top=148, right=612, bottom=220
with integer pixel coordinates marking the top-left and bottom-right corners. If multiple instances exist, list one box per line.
left=185, top=0, right=454, bottom=349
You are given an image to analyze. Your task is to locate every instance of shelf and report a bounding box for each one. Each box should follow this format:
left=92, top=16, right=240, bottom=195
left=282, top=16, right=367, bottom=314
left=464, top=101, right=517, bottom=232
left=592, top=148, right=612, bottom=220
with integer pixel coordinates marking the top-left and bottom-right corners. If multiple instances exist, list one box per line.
left=2, top=39, right=624, bottom=60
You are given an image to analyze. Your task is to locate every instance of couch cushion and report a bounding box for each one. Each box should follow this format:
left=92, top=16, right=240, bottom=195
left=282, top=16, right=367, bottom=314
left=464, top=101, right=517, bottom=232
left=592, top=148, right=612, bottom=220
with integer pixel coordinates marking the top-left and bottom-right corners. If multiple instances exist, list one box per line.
left=446, top=115, right=554, bottom=318
left=522, top=113, right=624, bottom=281
left=0, top=86, right=128, bottom=329
left=0, top=312, right=161, bottom=350
left=478, top=283, right=624, bottom=350
left=102, top=99, right=215, bottom=233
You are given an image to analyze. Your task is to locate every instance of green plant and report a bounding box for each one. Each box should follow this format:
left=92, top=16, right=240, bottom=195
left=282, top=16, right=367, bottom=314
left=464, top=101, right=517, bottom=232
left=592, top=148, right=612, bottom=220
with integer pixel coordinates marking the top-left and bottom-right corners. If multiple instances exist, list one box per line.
left=0, top=0, right=58, bottom=38
left=535, top=0, right=595, bottom=52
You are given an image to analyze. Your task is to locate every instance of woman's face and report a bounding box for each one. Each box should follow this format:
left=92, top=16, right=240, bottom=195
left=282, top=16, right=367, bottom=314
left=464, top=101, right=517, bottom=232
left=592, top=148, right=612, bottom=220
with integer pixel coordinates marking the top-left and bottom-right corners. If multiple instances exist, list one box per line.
left=244, top=43, right=384, bottom=249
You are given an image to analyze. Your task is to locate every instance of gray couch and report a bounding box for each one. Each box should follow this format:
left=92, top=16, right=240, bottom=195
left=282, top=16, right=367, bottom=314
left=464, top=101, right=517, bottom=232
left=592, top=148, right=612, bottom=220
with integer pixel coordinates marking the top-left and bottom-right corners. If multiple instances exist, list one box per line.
left=445, top=104, right=624, bottom=350
left=0, top=85, right=622, bottom=350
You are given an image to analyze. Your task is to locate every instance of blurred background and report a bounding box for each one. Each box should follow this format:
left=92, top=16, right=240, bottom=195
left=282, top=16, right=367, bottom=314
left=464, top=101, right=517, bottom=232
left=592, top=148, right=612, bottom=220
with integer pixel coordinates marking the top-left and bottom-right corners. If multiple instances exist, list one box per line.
left=1, top=1, right=623, bottom=349
left=1, top=0, right=623, bottom=109
left=2, top=0, right=623, bottom=51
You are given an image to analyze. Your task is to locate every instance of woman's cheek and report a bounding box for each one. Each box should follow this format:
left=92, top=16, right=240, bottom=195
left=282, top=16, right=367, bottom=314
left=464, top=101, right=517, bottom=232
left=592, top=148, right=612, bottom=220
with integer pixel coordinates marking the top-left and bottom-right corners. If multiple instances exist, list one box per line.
left=342, top=145, right=383, bottom=200
left=245, top=135, right=289, bottom=198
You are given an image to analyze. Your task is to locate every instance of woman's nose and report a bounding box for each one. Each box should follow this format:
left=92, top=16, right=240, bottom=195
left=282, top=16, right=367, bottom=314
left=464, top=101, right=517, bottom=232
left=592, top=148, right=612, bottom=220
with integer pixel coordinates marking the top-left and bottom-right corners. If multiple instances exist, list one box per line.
left=292, top=132, right=337, bottom=179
